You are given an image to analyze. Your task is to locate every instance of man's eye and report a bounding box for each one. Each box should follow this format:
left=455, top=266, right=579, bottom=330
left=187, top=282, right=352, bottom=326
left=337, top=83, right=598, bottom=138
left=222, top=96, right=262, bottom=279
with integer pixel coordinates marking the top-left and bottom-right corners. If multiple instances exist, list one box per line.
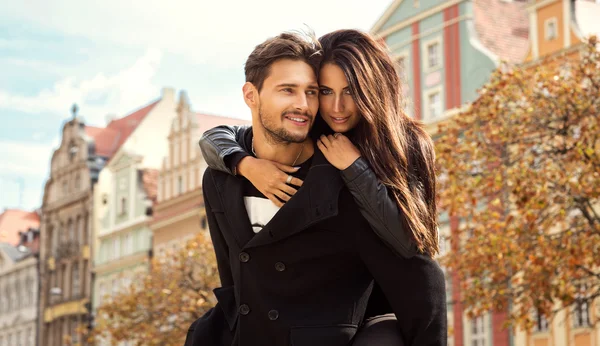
left=282, top=88, right=292, bottom=93
left=307, top=90, right=317, bottom=96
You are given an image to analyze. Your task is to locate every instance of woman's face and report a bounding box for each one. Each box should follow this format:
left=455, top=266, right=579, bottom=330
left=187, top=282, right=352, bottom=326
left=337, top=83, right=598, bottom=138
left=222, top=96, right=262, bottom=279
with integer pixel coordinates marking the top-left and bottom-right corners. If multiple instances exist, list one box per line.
left=318, top=63, right=361, bottom=133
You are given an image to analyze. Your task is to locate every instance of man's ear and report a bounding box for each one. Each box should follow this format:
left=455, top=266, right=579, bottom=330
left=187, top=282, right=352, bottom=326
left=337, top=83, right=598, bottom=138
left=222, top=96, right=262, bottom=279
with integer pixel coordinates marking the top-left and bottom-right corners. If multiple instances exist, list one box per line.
left=243, top=82, right=258, bottom=108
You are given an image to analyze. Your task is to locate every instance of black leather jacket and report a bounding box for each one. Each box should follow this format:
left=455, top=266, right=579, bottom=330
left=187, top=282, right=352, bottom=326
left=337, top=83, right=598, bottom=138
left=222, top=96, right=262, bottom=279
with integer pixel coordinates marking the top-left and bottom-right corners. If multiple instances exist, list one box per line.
left=198, top=125, right=418, bottom=258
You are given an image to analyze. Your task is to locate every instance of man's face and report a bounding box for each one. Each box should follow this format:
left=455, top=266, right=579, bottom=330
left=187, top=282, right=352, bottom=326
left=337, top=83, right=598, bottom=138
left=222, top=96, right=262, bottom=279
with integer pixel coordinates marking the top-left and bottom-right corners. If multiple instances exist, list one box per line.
left=255, top=59, right=319, bottom=144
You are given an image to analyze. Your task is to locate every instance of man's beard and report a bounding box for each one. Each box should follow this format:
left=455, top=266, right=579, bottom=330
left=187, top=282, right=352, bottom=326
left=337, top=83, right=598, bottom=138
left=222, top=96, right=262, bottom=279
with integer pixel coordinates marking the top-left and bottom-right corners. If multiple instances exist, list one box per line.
left=258, top=105, right=310, bottom=144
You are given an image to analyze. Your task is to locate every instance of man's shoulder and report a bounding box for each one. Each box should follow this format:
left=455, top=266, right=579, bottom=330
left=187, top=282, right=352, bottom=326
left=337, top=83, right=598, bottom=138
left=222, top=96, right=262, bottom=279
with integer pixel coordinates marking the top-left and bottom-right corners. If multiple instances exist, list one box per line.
left=202, top=167, right=230, bottom=188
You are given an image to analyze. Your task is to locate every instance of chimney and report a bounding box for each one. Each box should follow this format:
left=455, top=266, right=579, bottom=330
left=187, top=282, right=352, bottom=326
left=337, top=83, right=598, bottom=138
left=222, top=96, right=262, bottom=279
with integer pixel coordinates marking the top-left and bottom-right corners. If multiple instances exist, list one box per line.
left=177, top=90, right=191, bottom=113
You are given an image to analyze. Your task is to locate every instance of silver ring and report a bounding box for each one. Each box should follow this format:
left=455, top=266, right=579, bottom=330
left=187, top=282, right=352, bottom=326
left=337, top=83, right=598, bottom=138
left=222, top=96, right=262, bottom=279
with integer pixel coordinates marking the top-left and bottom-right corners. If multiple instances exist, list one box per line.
left=286, top=175, right=293, bottom=184
left=334, top=133, right=341, bottom=138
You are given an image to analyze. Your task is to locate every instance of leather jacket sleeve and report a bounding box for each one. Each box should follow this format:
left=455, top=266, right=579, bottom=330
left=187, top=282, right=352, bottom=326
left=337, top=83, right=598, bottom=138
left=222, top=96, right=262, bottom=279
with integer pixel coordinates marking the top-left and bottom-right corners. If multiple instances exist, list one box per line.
left=341, top=157, right=418, bottom=258
left=198, top=125, right=250, bottom=174
left=198, top=126, right=418, bottom=259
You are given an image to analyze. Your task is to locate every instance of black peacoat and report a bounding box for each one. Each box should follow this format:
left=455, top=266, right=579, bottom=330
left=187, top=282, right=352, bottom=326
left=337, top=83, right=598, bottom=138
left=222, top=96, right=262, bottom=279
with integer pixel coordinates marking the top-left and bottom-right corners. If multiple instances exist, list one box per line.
left=184, top=142, right=447, bottom=346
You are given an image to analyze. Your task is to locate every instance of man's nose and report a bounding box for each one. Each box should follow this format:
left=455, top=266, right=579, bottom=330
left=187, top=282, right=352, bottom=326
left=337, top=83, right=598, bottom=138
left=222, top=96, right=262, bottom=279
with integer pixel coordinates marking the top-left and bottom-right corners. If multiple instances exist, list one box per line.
left=294, top=93, right=309, bottom=112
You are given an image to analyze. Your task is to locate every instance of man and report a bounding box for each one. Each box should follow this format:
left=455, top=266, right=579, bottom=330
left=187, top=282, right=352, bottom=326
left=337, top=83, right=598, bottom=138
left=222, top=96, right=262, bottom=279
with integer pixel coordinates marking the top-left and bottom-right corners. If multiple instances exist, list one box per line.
left=184, top=31, right=446, bottom=346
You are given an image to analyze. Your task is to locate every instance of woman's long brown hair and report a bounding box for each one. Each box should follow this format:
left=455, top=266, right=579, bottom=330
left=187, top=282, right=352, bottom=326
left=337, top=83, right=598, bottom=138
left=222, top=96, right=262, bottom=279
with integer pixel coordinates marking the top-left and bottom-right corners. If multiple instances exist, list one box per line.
left=319, top=29, right=439, bottom=256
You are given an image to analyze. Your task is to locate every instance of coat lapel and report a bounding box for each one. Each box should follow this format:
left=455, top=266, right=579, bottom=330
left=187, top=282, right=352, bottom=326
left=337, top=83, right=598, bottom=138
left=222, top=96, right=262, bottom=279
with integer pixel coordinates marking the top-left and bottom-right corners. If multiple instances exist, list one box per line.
left=213, top=173, right=256, bottom=248
left=245, top=149, right=344, bottom=249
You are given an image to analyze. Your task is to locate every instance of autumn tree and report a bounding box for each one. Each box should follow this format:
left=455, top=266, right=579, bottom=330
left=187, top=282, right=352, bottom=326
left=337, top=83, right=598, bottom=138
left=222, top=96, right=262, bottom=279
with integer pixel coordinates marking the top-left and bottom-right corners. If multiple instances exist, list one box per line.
left=435, top=37, right=600, bottom=330
left=84, top=231, right=220, bottom=346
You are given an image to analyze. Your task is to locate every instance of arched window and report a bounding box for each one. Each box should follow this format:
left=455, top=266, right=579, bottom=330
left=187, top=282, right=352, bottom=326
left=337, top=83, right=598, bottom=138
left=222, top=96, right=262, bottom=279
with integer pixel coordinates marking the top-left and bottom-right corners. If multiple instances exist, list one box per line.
left=76, top=216, right=83, bottom=245
left=68, top=219, right=75, bottom=242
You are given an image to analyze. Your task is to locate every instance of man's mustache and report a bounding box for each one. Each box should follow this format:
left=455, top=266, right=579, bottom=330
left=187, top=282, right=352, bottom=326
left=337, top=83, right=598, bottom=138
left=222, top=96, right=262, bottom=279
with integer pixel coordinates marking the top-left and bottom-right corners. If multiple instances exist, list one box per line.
left=282, top=111, right=312, bottom=118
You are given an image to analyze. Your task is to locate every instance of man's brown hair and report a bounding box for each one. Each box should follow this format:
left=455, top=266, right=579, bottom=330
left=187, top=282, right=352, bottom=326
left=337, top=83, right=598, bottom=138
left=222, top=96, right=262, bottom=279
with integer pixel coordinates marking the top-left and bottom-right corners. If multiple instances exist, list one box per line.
left=245, top=30, right=322, bottom=92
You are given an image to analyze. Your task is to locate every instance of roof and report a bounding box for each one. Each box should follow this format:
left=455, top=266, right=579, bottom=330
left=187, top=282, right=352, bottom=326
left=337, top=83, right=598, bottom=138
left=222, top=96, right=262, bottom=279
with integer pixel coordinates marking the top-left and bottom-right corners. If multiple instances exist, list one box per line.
left=84, top=100, right=159, bottom=158
left=140, top=169, right=159, bottom=202
left=0, top=209, right=40, bottom=246
left=474, top=0, right=530, bottom=63
left=84, top=126, right=121, bottom=157
left=193, top=113, right=250, bottom=137
left=0, top=242, right=30, bottom=262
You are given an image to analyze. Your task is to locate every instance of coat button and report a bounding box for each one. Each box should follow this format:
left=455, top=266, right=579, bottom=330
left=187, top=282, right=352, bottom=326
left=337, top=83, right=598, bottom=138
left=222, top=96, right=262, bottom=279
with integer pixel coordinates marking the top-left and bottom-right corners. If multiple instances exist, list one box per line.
left=239, top=252, right=250, bottom=263
left=268, top=309, right=279, bottom=321
left=274, top=262, right=286, bottom=272
left=239, top=304, right=250, bottom=315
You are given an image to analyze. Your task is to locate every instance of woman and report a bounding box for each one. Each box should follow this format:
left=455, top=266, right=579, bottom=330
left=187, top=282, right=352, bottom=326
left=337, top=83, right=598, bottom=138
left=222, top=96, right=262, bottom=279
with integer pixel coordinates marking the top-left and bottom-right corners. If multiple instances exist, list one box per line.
left=199, top=29, right=443, bottom=345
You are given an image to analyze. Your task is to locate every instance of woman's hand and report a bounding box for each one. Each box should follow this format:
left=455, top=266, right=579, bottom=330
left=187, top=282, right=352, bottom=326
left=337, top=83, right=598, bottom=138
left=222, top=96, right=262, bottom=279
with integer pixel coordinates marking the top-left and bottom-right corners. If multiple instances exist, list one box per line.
left=317, top=134, right=361, bottom=170
left=236, top=156, right=303, bottom=207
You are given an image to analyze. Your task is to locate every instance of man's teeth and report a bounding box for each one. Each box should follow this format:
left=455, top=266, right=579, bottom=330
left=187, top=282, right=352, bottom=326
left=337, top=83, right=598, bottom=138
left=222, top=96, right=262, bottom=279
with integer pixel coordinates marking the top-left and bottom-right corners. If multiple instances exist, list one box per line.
left=289, top=117, right=306, bottom=122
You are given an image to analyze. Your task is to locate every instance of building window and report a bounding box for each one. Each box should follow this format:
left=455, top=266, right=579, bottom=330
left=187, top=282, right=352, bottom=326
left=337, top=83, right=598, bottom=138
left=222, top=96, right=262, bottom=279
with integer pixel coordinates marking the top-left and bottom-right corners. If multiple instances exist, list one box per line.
left=573, top=284, right=591, bottom=328
left=77, top=216, right=83, bottom=246
left=533, top=309, right=549, bottom=332
left=68, top=219, right=75, bottom=243
left=62, top=264, right=68, bottom=300
left=62, top=180, right=68, bottom=194
left=124, top=233, right=133, bottom=255
left=113, top=237, right=121, bottom=260
left=178, top=176, right=183, bottom=195
left=120, top=197, right=127, bottom=215
left=395, top=50, right=409, bottom=82
left=74, top=174, right=80, bottom=190
left=72, top=265, right=80, bottom=298
left=545, top=17, right=558, bottom=41
left=119, top=177, right=126, bottom=190
left=425, top=89, right=443, bottom=120
left=98, top=283, right=106, bottom=306
left=471, top=315, right=486, bottom=346
left=424, top=39, right=441, bottom=70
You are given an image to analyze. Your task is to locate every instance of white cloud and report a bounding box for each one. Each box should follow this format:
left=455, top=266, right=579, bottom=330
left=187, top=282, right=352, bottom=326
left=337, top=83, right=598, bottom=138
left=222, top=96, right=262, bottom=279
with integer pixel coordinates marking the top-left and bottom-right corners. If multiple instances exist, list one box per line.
left=0, top=138, right=60, bottom=210
left=0, top=139, right=57, bottom=178
left=0, top=0, right=391, bottom=68
left=0, top=49, right=162, bottom=125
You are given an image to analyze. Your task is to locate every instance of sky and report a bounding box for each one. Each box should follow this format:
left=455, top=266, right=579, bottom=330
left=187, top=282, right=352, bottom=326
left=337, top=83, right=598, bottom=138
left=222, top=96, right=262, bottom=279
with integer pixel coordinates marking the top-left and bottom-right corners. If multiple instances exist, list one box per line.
left=0, top=0, right=393, bottom=212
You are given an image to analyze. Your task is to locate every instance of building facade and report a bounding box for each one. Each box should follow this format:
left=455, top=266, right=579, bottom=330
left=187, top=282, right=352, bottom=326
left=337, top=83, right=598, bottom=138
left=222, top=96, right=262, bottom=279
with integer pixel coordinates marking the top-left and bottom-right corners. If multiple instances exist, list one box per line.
left=0, top=227, right=40, bottom=346
left=91, top=88, right=178, bottom=320
left=513, top=1, right=600, bottom=345
left=371, top=0, right=530, bottom=344
left=150, top=93, right=249, bottom=257
left=37, top=92, right=164, bottom=345
left=371, top=0, right=529, bottom=125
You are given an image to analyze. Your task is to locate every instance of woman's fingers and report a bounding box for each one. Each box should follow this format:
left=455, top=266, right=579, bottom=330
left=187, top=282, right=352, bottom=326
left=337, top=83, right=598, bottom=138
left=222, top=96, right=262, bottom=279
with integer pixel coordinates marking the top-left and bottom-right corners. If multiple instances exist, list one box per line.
left=278, top=183, right=299, bottom=196
left=272, top=189, right=292, bottom=203
left=266, top=193, right=284, bottom=208
left=287, top=176, right=303, bottom=187
left=319, top=135, right=331, bottom=148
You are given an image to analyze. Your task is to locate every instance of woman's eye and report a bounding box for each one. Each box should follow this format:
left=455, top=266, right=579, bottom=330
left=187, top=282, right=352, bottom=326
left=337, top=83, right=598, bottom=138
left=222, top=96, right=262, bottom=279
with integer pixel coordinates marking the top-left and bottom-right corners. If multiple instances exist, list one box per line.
left=344, top=89, right=352, bottom=95
left=319, top=89, right=332, bottom=95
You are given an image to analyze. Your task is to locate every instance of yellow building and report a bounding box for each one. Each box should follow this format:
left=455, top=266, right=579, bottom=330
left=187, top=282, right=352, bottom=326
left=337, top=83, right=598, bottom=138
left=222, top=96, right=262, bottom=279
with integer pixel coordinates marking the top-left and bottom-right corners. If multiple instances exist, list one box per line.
left=150, top=93, right=249, bottom=258
left=514, top=1, right=600, bottom=345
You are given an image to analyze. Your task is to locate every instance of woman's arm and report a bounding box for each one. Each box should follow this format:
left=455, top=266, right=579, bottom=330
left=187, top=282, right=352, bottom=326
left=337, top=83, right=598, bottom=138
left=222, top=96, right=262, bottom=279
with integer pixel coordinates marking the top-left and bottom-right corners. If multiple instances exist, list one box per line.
left=198, top=125, right=250, bottom=174
left=342, top=157, right=417, bottom=258
left=317, top=134, right=418, bottom=259
left=198, top=125, right=303, bottom=206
